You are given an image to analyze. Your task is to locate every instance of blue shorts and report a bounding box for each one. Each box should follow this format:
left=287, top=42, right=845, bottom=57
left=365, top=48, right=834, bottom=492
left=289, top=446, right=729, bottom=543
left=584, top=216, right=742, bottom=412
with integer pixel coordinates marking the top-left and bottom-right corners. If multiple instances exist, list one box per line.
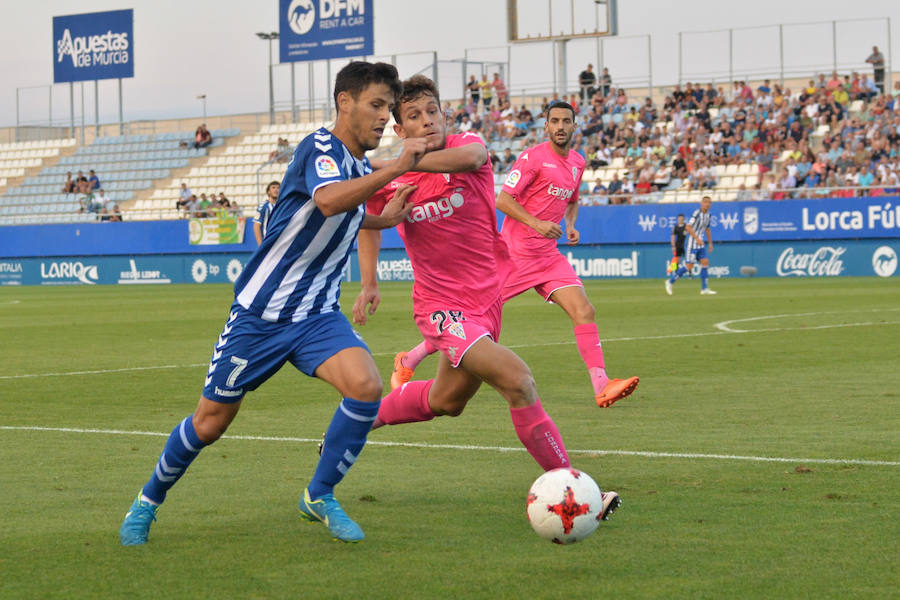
left=201, top=303, right=369, bottom=403
left=689, top=246, right=708, bottom=263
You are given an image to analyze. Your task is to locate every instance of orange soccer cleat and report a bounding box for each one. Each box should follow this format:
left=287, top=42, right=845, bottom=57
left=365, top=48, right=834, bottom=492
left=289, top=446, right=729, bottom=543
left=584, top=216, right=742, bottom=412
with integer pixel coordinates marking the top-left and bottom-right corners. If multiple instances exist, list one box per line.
left=595, top=376, right=640, bottom=408
left=390, top=351, right=415, bottom=390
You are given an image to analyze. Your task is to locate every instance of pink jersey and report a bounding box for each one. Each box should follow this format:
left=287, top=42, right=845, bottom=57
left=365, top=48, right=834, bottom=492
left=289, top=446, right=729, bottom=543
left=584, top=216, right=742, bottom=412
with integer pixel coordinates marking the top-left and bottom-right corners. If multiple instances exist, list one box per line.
left=367, top=133, right=511, bottom=314
left=499, top=142, right=585, bottom=257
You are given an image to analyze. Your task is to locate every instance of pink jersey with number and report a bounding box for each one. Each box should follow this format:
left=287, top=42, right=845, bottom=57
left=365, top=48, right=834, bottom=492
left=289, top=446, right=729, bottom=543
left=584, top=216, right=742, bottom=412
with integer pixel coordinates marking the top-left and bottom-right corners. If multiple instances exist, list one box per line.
left=499, top=142, right=585, bottom=257
left=367, top=132, right=511, bottom=314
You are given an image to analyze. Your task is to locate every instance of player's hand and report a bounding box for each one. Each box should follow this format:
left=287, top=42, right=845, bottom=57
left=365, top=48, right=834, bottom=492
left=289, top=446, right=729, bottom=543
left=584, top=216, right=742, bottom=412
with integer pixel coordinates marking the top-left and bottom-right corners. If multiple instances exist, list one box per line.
left=566, top=227, right=580, bottom=245
left=534, top=220, right=563, bottom=239
left=380, top=184, right=416, bottom=226
left=708, top=242, right=714, bottom=253
left=352, top=284, right=380, bottom=325
left=395, top=137, right=428, bottom=173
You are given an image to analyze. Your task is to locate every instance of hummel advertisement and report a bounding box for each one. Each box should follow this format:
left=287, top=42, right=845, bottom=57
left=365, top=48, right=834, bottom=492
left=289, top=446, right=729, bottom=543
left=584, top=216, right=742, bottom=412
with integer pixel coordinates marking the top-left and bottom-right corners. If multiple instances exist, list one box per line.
left=53, top=9, right=134, bottom=83
left=564, top=196, right=900, bottom=245
left=358, top=242, right=900, bottom=281
left=279, top=0, right=373, bottom=63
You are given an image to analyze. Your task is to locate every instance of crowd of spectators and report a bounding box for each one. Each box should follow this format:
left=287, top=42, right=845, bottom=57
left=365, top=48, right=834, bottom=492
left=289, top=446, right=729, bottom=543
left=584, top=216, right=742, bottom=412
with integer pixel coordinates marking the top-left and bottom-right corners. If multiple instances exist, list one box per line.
left=175, top=182, right=242, bottom=218
left=61, top=168, right=121, bottom=220
left=444, top=59, right=900, bottom=205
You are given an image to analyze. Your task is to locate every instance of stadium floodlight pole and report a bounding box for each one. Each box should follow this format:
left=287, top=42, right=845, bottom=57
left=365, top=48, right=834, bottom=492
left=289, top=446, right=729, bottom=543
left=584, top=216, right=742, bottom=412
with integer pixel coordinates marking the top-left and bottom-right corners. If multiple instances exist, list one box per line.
left=256, top=31, right=279, bottom=125
left=196, top=95, right=207, bottom=121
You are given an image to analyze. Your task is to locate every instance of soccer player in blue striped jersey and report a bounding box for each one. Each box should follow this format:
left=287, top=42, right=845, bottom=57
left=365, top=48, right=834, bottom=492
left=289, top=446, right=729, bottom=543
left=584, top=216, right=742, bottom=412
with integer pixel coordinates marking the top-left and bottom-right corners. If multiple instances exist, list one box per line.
left=119, top=61, right=427, bottom=545
left=252, top=180, right=280, bottom=244
left=666, top=195, right=717, bottom=295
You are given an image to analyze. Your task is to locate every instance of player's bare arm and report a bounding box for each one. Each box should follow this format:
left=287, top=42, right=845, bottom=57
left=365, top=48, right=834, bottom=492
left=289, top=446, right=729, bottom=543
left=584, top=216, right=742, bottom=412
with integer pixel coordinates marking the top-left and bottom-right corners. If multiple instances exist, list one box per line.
left=412, top=141, right=487, bottom=173
left=564, top=201, right=580, bottom=245
left=253, top=221, right=263, bottom=244
left=314, top=138, right=426, bottom=216
left=353, top=229, right=382, bottom=325
left=496, top=190, right=562, bottom=239
left=360, top=184, right=416, bottom=229
left=706, top=228, right=714, bottom=252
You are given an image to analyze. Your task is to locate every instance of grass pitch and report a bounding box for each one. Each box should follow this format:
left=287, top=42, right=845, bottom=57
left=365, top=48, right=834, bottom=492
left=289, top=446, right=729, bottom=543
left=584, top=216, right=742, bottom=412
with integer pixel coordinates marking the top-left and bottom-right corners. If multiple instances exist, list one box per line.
left=1, top=277, right=898, bottom=599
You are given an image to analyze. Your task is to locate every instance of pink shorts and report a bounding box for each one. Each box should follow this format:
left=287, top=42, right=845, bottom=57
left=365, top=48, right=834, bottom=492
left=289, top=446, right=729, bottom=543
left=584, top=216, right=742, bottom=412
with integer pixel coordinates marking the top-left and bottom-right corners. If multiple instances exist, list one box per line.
left=502, top=251, right=583, bottom=303
left=414, top=298, right=503, bottom=368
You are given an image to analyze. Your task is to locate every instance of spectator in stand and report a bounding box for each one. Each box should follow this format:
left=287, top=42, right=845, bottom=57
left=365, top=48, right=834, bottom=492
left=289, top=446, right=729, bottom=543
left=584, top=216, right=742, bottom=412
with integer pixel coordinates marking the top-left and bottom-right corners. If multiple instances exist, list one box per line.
left=479, top=74, right=494, bottom=110
left=866, top=46, right=886, bottom=94
left=492, top=73, right=508, bottom=105
left=607, top=172, right=623, bottom=199
left=757, top=79, right=772, bottom=95
left=600, top=67, right=612, bottom=97
left=861, top=75, right=878, bottom=101
left=268, top=137, right=290, bottom=162
left=181, top=195, right=198, bottom=218
left=193, top=124, right=212, bottom=149
left=460, top=75, right=477, bottom=109
left=196, top=193, right=211, bottom=217
left=176, top=183, right=193, bottom=212
left=76, top=180, right=94, bottom=213
left=76, top=170, right=88, bottom=189
left=579, top=64, right=596, bottom=104
left=500, top=148, right=517, bottom=172
left=88, top=169, right=101, bottom=191
left=62, top=171, right=76, bottom=194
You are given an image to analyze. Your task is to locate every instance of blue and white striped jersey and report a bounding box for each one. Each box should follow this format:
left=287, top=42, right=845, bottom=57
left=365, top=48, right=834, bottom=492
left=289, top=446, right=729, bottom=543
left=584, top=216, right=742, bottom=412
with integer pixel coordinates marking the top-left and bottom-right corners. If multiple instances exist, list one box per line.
left=234, top=127, right=372, bottom=323
left=685, top=207, right=712, bottom=254
left=254, top=200, right=275, bottom=238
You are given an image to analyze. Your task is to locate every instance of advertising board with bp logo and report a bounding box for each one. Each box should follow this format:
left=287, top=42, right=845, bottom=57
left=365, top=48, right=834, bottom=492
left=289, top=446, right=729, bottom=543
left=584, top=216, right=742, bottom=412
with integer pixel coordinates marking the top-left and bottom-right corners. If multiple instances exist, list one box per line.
left=53, top=9, right=133, bottom=83
left=279, top=0, right=373, bottom=62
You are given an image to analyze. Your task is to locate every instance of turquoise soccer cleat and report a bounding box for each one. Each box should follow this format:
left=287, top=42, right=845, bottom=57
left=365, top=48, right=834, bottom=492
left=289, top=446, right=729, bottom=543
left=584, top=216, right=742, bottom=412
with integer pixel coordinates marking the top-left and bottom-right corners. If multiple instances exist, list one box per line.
left=120, top=494, right=159, bottom=546
left=298, top=488, right=365, bottom=543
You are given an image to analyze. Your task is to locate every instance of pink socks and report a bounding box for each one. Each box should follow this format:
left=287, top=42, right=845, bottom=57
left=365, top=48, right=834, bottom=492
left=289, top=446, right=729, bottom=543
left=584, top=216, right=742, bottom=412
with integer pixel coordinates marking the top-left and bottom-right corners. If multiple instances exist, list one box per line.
left=401, top=340, right=436, bottom=370
left=510, top=400, right=569, bottom=470
left=377, top=380, right=436, bottom=425
left=574, top=323, right=609, bottom=394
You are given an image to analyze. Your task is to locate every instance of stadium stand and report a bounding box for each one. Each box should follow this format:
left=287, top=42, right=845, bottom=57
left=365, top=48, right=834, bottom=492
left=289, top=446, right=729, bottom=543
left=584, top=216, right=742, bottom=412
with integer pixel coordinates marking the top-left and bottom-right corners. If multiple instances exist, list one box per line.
left=130, top=122, right=398, bottom=220
left=0, top=130, right=238, bottom=225
left=2, top=69, right=898, bottom=224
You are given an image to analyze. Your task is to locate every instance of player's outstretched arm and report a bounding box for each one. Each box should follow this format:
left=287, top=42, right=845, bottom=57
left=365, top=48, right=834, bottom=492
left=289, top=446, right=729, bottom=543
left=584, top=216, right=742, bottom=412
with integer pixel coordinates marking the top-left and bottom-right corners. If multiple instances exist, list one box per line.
left=353, top=229, right=382, bottom=325
left=411, top=141, right=487, bottom=173
left=496, top=190, right=562, bottom=239
left=564, top=201, right=580, bottom=245
left=314, top=138, right=426, bottom=217
left=361, top=185, right=416, bottom=230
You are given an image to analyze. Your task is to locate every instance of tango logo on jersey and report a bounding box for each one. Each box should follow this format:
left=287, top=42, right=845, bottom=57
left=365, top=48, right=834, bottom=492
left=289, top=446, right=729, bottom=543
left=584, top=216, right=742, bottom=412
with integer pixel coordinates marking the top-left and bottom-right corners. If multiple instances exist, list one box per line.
left=547, top=183, right=573, bottom=201
left=407, top=189, right=465, bottom=223
left=505, top=169, right=521, bottom=188
left=743, top=207, right=759, bottom=235
left=718, top=212, right=739, bottom=230
left=637, top=214, right=657, bottom=232
left=315, top=155, right=341, bottom=178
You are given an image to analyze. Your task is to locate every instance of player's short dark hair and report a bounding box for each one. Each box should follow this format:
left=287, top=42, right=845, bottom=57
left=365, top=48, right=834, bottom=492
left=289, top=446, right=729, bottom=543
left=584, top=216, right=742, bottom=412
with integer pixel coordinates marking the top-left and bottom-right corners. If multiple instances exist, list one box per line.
left=333, top=61, right=401, bottom=112
left=677, top=213, right=684, bottom=218
left=546, top=99, right=576, bottom=119
left=392, top=75, right=441, bottom=123
left=266, top=181, right=280, bottom=193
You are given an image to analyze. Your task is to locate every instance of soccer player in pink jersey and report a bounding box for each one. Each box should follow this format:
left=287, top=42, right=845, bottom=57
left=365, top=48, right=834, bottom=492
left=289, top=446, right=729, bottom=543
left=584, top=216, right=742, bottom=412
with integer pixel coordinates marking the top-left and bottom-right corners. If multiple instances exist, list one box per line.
left=381, top=100, right=639, bottom=408
left=353, top=77, right=600, bottom=491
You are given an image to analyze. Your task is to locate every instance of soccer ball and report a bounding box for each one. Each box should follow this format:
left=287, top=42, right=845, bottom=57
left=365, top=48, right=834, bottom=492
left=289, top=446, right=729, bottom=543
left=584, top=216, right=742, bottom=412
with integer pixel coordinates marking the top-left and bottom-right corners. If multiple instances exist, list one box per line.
left=526, top=468, right=604, bottom=544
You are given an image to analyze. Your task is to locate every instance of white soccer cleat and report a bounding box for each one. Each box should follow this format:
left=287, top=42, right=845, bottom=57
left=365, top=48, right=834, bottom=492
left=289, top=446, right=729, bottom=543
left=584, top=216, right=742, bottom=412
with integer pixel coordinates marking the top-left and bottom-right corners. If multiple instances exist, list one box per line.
left=700, top=288, right=717, bottom=295
left=664, top=280, right=673, bottom=296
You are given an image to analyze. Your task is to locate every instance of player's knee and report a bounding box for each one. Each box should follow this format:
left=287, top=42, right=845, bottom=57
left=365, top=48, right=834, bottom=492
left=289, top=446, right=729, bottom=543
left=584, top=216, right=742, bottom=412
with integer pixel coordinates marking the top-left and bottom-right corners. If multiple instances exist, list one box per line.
left=433, top=397, right=468, bottom=417
left=193, top=414, right=230, bottom=443
left=573, top=302, right=595, bottom=324
left=344, top=371, right=383, bottom=402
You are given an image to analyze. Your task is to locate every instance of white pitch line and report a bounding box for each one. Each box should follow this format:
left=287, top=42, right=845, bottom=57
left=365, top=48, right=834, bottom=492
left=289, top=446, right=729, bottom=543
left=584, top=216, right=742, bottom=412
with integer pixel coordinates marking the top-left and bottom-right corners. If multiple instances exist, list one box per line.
left=1, top=425, right=897, bottom=467
left=4, top=315, right=898, bottom=381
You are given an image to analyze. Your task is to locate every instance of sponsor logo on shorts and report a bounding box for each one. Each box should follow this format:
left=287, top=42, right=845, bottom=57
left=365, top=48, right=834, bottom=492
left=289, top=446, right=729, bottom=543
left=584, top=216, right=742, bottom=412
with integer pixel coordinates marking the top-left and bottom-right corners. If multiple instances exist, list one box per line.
left=215, top=387, right=244, bottom=398
left=448, top=322, right=466, bottom=340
